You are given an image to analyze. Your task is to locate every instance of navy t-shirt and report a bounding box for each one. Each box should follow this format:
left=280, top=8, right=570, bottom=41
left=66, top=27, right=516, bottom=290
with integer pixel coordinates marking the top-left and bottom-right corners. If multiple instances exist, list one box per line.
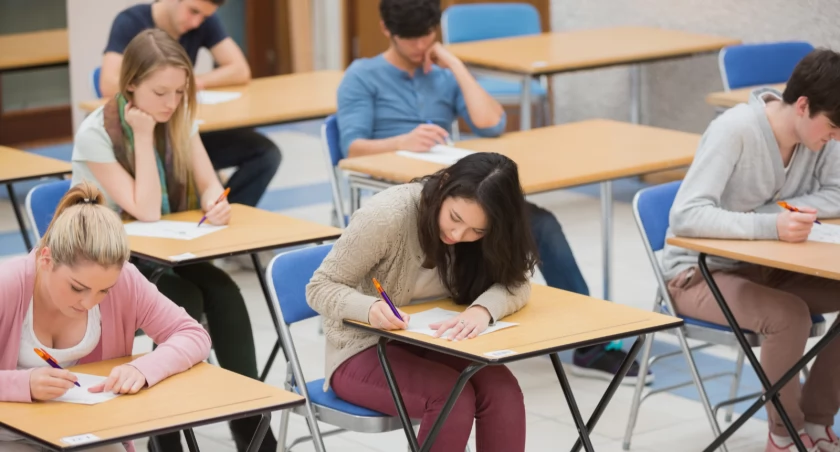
left=104, top=4, right=227, bottom=64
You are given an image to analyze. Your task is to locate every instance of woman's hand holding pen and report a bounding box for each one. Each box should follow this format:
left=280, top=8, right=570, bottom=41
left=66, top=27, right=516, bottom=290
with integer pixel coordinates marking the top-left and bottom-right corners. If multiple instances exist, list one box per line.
left=29, top=367, right=78, bottom=401
left=368, top=300, right=410, bottom=330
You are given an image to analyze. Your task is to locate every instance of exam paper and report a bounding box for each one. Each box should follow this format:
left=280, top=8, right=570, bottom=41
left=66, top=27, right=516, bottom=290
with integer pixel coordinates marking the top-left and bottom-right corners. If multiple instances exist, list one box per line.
left=407, top=307, right=517, bottom=338
left=124, top=220, right=226, bottom=240
left=197, top=90, right=241, bottom=105
left=50, top=373, right=121, bottom=405
left=396, top=145, right=475, bottom=165
left=808, top=223, right=840, bottom=245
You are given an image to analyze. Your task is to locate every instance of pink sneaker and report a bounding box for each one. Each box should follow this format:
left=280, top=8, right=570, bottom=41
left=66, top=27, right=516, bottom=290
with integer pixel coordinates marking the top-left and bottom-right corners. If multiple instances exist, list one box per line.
left=766, top=433, right=817, bottom=452
left=812, top=426, right=840, bottom=452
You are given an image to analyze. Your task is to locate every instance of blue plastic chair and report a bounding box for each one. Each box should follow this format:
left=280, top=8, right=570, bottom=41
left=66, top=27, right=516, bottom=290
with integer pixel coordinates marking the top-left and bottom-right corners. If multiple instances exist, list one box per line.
left=441, top=3, right=550, bottom=126
left=320, top=115, right=348, bottom=228
left=91, top=66, right=102, bottom=99
left=25, top=179, right=71, bottom=242
left=623, top=181, right=826, bottom=451
left=266, top=244, right=410, bottom=451
left=718, top=41, right=814, bottom=91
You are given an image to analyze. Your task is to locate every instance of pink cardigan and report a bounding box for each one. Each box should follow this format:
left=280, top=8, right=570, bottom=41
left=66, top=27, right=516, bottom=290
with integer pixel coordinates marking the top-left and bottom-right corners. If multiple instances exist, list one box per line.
left=0, top=251, right=212, bottom=403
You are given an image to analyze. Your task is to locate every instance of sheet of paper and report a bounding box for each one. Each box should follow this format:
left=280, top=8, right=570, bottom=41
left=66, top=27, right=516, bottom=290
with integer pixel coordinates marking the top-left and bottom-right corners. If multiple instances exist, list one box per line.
left=197, top=90, right=241, bottom=105
left=406, top=307, right=517, bottom=338
left=396, top=145, right=475, bottom=165
left=808, top=223, right=840, bottom=244
left=124, top=220, right=226, bottom=240
left=50, top=373, right=121, bottom=405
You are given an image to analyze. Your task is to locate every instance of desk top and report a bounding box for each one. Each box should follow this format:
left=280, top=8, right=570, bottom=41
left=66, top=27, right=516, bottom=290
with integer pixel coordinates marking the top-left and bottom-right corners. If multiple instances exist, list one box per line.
left=129, top=204, right=341, bottom=266
left=0, top=146, right=71, bottom=184
left=446, top=26, right=739, bottom=75
left=78, top=71, right=343, bottom=132
left=668, top=221, right=840, bottom=281
left=0, top=357, right=304, bottom=451
left=705, top=83, right=786, bottom=109
left=339, top=119, right=699, bottom=194
left=346, top=284, right=682, bottom=364
left=0, top=29, right=69, bottom=71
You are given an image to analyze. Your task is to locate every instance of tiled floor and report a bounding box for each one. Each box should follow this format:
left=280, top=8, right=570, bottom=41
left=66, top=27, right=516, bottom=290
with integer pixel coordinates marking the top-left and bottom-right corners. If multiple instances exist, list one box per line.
left=2, top=120, right=831, bottom=451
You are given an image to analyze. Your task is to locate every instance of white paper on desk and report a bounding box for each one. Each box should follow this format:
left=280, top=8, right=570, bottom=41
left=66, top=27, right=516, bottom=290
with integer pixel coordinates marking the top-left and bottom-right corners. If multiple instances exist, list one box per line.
left=407, top=307, right=517, bottom=338
left=197, top=90, right=241, bottom=105
left=808, top=223, right=840, bottom=244
left=124, top=220, right=226, bottom=240
left=396, top=145, right=475, bottom=165
left=49, top=373, right=121, bottom=405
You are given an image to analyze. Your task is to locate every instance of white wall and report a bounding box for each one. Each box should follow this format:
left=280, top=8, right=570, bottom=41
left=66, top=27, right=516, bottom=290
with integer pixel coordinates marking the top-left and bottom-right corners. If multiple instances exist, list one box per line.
left=549, top=0, right=840, bottom=134
left=66, top=0, right=213, bottom=131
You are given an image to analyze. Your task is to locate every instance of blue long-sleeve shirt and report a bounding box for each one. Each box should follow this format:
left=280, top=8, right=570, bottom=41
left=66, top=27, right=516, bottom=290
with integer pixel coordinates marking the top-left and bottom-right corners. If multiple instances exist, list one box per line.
left=336, top=54, right=506, bottom=158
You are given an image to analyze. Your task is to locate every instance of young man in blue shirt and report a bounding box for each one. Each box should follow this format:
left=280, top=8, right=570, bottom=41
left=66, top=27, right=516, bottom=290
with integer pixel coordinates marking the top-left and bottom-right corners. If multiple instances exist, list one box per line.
left=100, top=0, right=281, bottom=212
left=337, top=0, right=652, bottom=385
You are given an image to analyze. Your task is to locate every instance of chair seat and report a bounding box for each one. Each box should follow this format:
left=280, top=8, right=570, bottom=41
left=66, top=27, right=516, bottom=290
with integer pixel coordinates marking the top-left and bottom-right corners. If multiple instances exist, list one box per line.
left=299, top=379, right=390, bottom=417
left=661, top=306, right=825, bottom=335
left=477, top=76, right=546, bottom=97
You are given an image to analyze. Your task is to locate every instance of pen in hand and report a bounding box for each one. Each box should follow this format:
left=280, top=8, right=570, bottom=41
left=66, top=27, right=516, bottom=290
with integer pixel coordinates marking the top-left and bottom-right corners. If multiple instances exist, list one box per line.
left=777, top=201, right=821, bottom=224
left=197, top=187, right=231, bottom=227
left=426, top=120, right=454, bottom=146
left=34, top=348, right=80, bottom=387
left=372, top=278, right=404, bottom=322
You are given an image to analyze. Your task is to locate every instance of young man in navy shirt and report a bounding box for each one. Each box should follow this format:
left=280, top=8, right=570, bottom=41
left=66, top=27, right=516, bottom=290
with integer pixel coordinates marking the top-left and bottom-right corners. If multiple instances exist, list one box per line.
left=337, top=0, right=653, bottom=385
left=100, top=0, right=281, bottom=212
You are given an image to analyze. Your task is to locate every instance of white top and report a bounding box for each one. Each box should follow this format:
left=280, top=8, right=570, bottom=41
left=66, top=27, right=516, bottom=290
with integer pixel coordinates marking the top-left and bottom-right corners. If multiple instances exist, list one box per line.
left=784, top=148, right=798, bottom=174
left=411, top=266, right=449, bottom=303
left=17, top=299, right=102, bottom=370
left=0, top=300, right=102, bottom=442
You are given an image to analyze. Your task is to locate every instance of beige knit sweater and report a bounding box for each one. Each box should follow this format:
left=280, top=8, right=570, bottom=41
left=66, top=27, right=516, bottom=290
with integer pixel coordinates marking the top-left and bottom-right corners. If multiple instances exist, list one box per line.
left=306, top=183, right=531, bottom=389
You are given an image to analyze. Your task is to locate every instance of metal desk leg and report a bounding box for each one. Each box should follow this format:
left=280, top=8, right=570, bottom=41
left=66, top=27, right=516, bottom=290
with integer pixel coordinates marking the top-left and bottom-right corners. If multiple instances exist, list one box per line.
left=550, top=353, right=594, bottom=452
left=520, top=76, right=533, bottom=131
left=629, top=64, right=641, bottom=124
left=184, top=429, right=200, bottom=452
left=376, top=338, right=486, bottom=452
left=7, top=183, right=33, bottom=251
left=245, top=413, right=272, bottom=452
left=697, top=253, right=808, bottom=452
left=571, top=337, right=644, bottom=452
left=600, top=180, right=613, bottom=301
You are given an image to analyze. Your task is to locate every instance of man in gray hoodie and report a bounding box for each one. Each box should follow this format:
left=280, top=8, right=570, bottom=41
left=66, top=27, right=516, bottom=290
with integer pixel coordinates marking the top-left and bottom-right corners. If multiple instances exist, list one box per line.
left=662, top=48, right=840, bottom=452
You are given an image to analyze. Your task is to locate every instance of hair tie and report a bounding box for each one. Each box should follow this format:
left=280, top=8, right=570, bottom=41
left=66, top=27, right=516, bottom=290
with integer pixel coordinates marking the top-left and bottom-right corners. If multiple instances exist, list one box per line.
left=83, top=198, right=91, bottom=203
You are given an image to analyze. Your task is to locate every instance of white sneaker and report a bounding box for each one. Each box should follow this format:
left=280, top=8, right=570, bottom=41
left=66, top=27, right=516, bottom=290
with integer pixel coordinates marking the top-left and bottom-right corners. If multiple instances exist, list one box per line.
left=766, top=433, right=818, bottom=452
left=811, top=426, right=840, bottom=452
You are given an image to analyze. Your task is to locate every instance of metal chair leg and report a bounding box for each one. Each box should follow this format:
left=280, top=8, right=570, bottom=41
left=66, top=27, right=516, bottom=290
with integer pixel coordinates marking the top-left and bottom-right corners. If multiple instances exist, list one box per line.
left=276, top=408, right=291, bottom=452
left=623, top=332, right=656, bottom=450
left=724, top=348, right=746, bottom=423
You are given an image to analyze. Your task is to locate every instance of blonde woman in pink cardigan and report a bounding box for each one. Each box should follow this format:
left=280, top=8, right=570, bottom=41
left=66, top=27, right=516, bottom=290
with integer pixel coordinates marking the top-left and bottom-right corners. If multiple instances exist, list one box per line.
left=0, top=181, right=211, bottom=452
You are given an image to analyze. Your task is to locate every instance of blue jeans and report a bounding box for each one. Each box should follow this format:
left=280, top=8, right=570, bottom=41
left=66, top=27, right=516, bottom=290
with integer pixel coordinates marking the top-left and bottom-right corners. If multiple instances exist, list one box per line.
left=528, top=202, right=589, bottom=296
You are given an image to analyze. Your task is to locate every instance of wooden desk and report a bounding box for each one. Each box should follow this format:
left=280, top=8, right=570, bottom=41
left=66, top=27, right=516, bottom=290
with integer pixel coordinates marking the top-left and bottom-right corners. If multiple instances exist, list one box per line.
left=0, top=357, right=303, bottom=451
left=0, top=29, right=69, bottom=71
left=79, top=70, right=343, bottom=132
left=667, top=232, right=840, bottom=451
left=130, top=204, right=341, bottom=382
left=446, top=26, right=739, bottom=130
left=340, top=119, right=700, bottom=301
left=705, top=83, right=786, bottom=110
left=346, top=284, right=682, bottom=451
left=0, top=146, right=71, bottom=250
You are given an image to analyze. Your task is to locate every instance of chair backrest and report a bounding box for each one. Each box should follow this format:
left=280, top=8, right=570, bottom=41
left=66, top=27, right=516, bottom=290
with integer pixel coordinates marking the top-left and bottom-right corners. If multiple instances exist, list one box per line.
left=25, top=179, right=72, bottom=242
left=441, top=3, right=541, bottom=45
left=632, top=181, right=681, bottom=254
left=719, top=41, right=814, bottom=91
left=267, top=244, right=333, bottom=326
left=91, top=66, right=102, bottom=99
left=321, top=115, right=347, bottom=228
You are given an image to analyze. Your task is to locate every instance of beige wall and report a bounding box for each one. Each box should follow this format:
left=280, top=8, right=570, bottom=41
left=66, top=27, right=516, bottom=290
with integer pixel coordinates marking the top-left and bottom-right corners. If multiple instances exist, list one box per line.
left=66, top=0, right=213, bottom=131
left=549, top=0, right=840, bottom=134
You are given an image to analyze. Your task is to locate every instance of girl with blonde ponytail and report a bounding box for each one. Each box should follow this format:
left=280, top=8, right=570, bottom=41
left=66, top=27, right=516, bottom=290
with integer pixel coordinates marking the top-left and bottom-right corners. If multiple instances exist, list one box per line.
left=0, top=182, right=210, bottom=452
left=70, top=29, right=270, bottom=450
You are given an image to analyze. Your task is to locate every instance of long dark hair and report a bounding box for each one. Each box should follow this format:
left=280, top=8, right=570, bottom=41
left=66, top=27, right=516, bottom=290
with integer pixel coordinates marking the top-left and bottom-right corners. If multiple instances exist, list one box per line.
left=414, top=152, right=538, bottom=305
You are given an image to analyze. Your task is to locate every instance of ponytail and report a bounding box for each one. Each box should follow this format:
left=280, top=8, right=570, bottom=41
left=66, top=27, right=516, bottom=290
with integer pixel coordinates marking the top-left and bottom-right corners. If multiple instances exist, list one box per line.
left=38, top=181, right=131, bottom=268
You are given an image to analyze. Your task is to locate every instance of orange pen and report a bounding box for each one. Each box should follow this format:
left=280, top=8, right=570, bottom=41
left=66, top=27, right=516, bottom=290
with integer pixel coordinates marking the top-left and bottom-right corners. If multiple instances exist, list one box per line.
left=197, top=187, right=231, bottom=227
left=777, top=201, right=821, bottom=224
left=34, top=348, right=80, bottom=387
